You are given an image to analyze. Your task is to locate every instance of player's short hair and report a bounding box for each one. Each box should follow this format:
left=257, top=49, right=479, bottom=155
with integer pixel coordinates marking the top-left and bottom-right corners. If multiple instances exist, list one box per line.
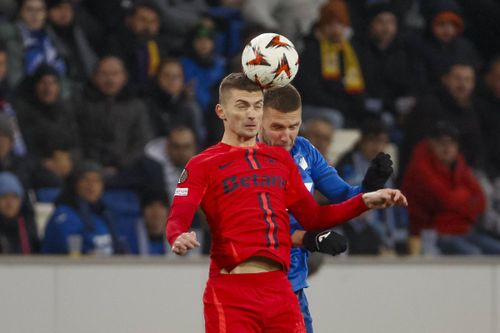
left=263, top=84, right=301, bottom=113
left=219, top=73, right=261, bottom=103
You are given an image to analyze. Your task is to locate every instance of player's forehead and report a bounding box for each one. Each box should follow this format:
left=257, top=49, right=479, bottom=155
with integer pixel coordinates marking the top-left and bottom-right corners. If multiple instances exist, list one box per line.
left=264, top=107, right=302, bottom=126
left=225, top=88, right=263, bottom=104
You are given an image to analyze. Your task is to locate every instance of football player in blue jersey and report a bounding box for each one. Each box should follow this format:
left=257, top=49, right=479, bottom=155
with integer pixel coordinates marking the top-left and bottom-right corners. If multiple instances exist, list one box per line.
left=259, top=84, right=393, bottom=333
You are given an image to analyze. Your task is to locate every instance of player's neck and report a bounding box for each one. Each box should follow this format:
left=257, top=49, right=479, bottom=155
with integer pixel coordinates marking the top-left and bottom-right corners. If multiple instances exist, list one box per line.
left=221, top=132, right=257, bottom=147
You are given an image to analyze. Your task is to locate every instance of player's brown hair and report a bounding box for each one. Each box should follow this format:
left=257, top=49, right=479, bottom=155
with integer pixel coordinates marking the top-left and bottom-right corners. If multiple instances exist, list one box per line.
left=219, top=73, right=262, bottom=103
left=263, top=84, right=302, bottom=113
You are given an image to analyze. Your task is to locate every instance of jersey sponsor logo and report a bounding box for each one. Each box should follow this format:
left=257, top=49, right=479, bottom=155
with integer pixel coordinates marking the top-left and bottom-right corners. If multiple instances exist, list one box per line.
left=222, top=174, right=286, bottom=194
left=178, top=169, right=188, bottom=184
left=174, top=188, right=189, bottom=196
left=218, top=161, right=234, bottom=170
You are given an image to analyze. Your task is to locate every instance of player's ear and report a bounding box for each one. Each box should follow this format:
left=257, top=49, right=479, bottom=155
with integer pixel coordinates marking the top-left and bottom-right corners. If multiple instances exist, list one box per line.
left=215, top=104, right=226, bottom=121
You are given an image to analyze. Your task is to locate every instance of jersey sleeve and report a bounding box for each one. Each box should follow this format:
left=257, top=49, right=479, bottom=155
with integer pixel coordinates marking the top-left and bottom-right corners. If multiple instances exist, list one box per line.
left=165, top=157, right=208, bottom=245
left=307, top=141, right=362, bottom=202
left=285, top=152, right=368, bottom=230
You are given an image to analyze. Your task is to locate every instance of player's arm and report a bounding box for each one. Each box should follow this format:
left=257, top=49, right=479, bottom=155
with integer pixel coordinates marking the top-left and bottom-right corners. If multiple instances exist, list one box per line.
left=165, top=160, right=208, bottom=255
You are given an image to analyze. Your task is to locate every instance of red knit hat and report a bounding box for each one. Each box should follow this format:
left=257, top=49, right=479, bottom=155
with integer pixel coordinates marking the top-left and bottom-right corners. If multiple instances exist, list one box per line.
left=319, top=0, right=351, bottom=27
left=432, top=11, right=464, bottom=34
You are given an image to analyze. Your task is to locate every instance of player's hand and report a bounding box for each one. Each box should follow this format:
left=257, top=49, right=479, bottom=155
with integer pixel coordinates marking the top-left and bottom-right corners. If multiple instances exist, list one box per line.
left=303, top=229, right=347, bottom=256
left=362, top=152, right=394, bottom=191
left=362, top=189, right=408, bottom=209
left=172, top=231, right=200, bottom=255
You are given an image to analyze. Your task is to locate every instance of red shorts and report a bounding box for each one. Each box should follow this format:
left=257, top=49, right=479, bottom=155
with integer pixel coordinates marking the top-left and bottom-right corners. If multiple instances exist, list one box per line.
left=203, top=271, right=306, bottom=333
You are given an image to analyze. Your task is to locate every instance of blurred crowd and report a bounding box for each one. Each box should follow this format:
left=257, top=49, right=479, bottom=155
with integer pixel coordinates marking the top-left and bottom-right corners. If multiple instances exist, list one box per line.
left=0, top=0, right=500, bottom=257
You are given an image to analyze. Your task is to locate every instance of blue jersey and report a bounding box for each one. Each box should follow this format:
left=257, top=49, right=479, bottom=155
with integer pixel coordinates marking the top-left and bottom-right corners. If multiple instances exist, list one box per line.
left=288, top=137, right=361, bottom=292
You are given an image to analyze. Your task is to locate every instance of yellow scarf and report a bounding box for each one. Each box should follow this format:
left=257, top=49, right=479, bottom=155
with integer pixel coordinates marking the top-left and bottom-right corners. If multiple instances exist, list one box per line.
left=320, top=38, right=365, bottom=94
left=147, top=40, right=160, bottom=77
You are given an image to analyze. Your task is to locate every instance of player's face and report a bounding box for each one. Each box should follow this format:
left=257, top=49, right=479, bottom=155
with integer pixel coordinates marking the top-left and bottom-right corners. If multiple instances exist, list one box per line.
left=219, top=89, right=263, bottom=140
left=261, top=107, right=301, bottom=151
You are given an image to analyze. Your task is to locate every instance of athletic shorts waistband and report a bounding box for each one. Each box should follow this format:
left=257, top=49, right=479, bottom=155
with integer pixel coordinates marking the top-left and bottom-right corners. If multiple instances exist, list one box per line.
left=208, top=270, right=288, bottom=288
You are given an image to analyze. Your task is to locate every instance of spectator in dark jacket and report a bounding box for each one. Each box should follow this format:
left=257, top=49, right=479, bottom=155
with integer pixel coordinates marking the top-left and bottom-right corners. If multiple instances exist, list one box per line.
left=400, top=61, right=485, bottom=177
left=42, top=161, right=126, bottom=255
left=74, top=56, right=153, bottom=174
left=143, top=57, right=205, bottom=142
left=294, top=0, right=365, bottom=127
left=0, top=172, right=38, bottom=254
left=134, top=190, right=169, bottom=255
left=14, top=64, right=80, bottom=159
left=31, top=138, right=74, bottom=190
left=402, top=122, right=500, bottom=255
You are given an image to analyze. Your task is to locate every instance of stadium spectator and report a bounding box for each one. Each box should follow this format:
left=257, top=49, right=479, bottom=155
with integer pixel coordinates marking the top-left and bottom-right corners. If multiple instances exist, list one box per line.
left=0, top=113, right=34, bottom=191
left=300, top=117, right=335, bottom=160
left=355, top=2, right=419, bottom=125
left=107, top=1, right=172, bottom=89
left=14, top=64, right=80, bottom=159
left=402, top=122, right=500, bottom=255
left=294, top=0, right=365, bottom=128
left=143, top=58, right=205, bottom=142
left=42, top=161, right=127, bottom=255
left=400, top=61, right=485, bottom=177
left=46, top=0, right=97, bottom=84
left=181, top=20, right=226, bottom=115
left=411, top=0, right=481, bottom=88
left=0, top=171, right=38, bottom=254
left=31, top=139, right=73, bottom=190
left=144, top=126, right=198, bottom=200
left=0, top=42, right=27, bottom=156
left=74, top=56, right=152, bottom=174
left=135, top=190, right=169, bottom=255
left=336, top=120, right=407, bottom=254
left=0, top=0, right=66, bottom=87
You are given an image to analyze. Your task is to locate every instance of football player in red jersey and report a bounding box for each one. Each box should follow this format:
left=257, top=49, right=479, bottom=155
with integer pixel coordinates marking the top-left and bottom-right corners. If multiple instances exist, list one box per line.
left=166, top=73, right=407, bottom=333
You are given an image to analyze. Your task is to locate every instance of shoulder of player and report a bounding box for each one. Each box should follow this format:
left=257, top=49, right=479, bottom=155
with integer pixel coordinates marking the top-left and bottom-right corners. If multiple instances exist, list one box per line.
left=185, top=143, right=230, bottom=169
left=293, top=136, right=316, bottom=153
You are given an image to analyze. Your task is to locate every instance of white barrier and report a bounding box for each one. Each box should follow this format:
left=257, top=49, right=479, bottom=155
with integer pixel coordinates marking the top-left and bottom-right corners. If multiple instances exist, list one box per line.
left=1, top=256, right=499, bottom=333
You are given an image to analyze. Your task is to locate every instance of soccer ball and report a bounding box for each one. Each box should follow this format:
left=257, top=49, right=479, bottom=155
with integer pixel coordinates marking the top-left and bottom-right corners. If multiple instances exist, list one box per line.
left=241, top=33, right=299, bottom=89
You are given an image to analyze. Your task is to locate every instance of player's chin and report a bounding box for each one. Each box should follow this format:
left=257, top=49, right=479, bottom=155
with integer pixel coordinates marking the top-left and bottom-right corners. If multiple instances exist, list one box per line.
left=242, top=127, right=259, bottom=137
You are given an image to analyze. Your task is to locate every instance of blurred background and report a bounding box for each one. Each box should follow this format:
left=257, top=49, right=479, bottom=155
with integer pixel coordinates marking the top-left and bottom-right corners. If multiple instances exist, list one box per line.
left=0, top=0, right=500, bottom=332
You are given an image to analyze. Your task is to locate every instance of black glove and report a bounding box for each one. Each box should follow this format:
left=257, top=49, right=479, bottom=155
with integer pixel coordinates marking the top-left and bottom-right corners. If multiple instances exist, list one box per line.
left=362, top=152, right=394, bottom=192
left=303, top=229, right=347, bottom=256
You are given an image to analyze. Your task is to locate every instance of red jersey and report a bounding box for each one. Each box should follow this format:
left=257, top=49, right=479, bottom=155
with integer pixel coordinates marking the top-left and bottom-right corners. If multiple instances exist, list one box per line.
left=166, top=142, right=367, bottom=276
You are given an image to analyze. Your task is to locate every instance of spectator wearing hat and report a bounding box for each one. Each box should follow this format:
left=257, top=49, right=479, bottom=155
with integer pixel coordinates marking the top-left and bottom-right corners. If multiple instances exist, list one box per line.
left=134, top=190, right=169, bottom=255
left=0, top=171, right=38, bottom=254
left=46, top=0, right=97, bottom=84
left=294, top=0, right=365, bottom=128
left=0, top=42, right=27, bottom=156
left=411, top=0, right=481, bottom=87
left=42, top=161, right=127, bottom=255
left=106, top=0, right=173, bottom=90
left=0, top=0, right=67, bottom=87
left=13, top=64, right=80, bottom=159
left=402, top=122, right=500, bottom=255
left=355, top=3, right=420, bottom=125
left=180, top=19, right=226, bottom=115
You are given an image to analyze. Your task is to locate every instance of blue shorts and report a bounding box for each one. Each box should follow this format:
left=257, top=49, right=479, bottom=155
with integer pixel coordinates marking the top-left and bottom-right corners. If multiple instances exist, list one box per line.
left=296, top=289, right=313, bottom=333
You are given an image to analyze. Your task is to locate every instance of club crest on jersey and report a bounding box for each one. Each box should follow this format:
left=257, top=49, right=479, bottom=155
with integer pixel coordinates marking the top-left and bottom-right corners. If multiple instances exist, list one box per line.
left=178, top=169, right=188, bottom=184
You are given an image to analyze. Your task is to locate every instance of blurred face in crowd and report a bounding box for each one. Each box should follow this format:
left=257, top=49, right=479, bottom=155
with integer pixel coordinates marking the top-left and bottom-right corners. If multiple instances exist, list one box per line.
left=430, top=136, right=459, bottom=165
left=93, top=57, right=128, bottom=97
left=48, top=2, right=74, bottom=27
left=194, top=37, right=215, bottom=59
left=158, top=61, right=184, bottom=97
left=35, top=74, right=60, bottom=105
left=0, top=51, right=7, bottom=82
left=0, top=134, right=12, bottom=159
left=370, top=12, right=398, bottom=49
left=167, top=128, right=197, bottom=168
left=20, top=0, right=47, bottom=31
left=301, top=119, right=334, bottom=157
left=441, top=65, right=475, bottom=106
left=0, top=193, right=22, bottom=219
left=321, top=20, right=348, bottom=43
left=261, top=107, right=301, bottom=152
left=76, top=171, right=104, bottom=204
left=485, top=61, right=500, bottom=99
left=127, top=6, right=160, bottom=39
left=359, top=133, right=389, bottom=161
left=217, top=88, right=263, bottom=143
left=43, top=150, right=73, bottom=177
left=143, top=201, right=169, bottom=237
left=433, top=21, right=458, bottom=44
